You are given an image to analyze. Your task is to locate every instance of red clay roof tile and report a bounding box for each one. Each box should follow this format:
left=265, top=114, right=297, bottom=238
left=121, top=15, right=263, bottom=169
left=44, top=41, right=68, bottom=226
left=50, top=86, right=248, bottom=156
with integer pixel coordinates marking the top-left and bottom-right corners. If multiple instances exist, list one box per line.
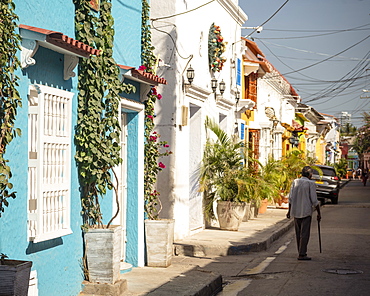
left=19, top=24, right=100, bottom=57
left=117, top=65, right=167, bottom=85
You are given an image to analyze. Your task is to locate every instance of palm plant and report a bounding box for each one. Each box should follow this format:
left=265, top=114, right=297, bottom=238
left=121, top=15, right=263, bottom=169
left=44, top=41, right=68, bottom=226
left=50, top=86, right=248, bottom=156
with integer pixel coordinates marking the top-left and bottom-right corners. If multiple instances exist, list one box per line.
left=199, top=117, right=244, bottom=220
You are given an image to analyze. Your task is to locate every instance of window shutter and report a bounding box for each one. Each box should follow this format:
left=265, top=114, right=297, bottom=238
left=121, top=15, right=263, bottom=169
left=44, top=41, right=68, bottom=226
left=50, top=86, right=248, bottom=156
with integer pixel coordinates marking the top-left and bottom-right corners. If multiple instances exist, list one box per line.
left=28, top=85, right=73, bottom=242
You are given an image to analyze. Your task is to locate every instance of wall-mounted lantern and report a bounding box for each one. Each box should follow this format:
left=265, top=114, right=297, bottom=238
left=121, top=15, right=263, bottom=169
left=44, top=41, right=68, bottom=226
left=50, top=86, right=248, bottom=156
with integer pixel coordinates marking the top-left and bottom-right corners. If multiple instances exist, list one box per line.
left=183, top=65, right=195, bottom=91
left=211, top=78, right=226, bottom=99
left=186, top=65, right=194, bottom=84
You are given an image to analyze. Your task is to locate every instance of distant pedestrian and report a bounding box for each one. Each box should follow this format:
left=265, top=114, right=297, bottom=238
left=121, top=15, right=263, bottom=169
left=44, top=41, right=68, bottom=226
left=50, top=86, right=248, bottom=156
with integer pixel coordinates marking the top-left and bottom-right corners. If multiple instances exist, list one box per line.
left=286, top=166, right=321, bottom=260
left=361, top=169, right=368, bottom=186
left=357, top=168, right=362, bottom=180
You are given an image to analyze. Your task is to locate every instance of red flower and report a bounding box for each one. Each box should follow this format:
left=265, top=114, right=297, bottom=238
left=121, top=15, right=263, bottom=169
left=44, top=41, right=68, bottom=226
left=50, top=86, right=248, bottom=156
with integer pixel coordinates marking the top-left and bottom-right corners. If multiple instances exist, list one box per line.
left=158, top=162, right=166, bottom=169
left=157, top=94, right=162, bottom=100
left=138, top=65, right=147, bottom=71
left=147, top=115, right=153, bottom=119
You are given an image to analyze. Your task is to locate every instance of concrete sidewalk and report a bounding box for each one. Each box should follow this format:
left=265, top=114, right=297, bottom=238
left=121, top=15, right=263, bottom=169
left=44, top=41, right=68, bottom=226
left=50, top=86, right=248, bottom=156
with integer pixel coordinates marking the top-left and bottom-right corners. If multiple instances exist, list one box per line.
left=121, top=208, right=293, bottom=296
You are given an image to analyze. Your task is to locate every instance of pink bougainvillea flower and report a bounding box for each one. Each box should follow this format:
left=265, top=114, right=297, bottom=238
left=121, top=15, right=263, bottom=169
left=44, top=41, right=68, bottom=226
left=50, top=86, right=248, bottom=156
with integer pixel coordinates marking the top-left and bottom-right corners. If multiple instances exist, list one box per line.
left=157, top=94, right=162, bottom=100
left=149, top=135, right=157, bottom=141
left=138, top=65, right=146, bottom=71
left=151, top=88, right=157, bottom=95
left=158, top=162, right=166, bottom=169
left=163, top=144, right=169, bottom=148
left=147, top=115, right=153, bottom=119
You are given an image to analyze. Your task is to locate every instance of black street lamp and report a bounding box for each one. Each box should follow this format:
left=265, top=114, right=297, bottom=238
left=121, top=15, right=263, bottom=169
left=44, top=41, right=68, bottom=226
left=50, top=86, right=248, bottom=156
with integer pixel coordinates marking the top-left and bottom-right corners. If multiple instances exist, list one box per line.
left=186, top=66, right=194, bottom=84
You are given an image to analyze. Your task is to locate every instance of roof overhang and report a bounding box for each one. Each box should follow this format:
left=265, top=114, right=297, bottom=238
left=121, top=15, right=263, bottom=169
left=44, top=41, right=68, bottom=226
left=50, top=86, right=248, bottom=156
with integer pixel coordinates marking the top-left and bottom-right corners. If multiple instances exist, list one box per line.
left=243, top=59, right=271, bottom=76
left=19, top=24, right=100, bottom=80
left=118, top=65, right=167, bottom=86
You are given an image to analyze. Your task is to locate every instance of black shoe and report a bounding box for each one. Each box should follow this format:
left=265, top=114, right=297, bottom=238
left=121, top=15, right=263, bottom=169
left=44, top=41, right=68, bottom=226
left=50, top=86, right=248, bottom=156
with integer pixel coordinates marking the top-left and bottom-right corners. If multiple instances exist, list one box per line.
left=297, top=256, right=312, bottom=260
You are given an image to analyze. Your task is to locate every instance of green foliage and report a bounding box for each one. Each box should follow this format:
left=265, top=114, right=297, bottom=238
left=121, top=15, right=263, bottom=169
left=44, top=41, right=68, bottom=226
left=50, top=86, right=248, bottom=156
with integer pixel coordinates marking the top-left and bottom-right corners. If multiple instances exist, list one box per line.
left=141, top=0, right=157, bottom=74
left=0, top=253, right=8, bottom=265
left=0, top=0, right=22, bottom=217
left=141, top=0, right=172, bottom=220
left=73, top=0, right=135, bottom=228
left=353, top=112, right=370, bottom=159
left=340, top=122, right=357, bottom=136
left=332, top=158, right=348, bottom=178
left=143, top=85, right=171, bottom=220
left=200, top=117, right=248, bottom=220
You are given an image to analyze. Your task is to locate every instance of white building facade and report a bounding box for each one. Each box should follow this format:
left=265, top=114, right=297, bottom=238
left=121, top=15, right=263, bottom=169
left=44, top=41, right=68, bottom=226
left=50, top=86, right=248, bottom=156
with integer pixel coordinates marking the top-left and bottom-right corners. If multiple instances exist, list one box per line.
left=150, top=0, right=248, bottom=239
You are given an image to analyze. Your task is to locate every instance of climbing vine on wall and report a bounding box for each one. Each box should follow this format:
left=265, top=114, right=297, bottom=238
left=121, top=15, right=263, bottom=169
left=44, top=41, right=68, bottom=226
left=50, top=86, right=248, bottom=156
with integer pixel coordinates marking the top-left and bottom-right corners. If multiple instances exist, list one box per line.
left=0, top=0, right=22, bottom=217
left=73, top=0, right=135, bottom=228
left=142, top=0, right=171, bottom=220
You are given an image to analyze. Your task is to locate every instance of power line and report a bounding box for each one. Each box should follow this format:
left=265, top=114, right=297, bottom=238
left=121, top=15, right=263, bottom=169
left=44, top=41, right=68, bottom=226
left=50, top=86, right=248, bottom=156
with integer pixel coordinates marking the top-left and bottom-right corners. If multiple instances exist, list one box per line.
left=259, top=40, right=370, bottom=62
left=246, top=0, right=290, bottom=37
left=151, top=0, right=216, bottom=21
left=282, top=34, right=370, bottom=76
left=255, top=25, right=370, bottom=40
left=264, top=23, right=370, bottom=33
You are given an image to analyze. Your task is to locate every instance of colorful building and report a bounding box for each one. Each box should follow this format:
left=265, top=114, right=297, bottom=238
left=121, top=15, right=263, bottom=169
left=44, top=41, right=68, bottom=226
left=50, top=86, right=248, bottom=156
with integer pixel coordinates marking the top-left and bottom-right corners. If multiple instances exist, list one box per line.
left=0, top=1, right=165, bottom=295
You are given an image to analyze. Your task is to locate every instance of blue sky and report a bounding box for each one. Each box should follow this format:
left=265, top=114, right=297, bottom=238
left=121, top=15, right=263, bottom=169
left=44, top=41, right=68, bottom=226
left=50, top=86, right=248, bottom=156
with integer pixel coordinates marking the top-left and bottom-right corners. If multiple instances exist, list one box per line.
left=240, top=0, right=370, bottom=127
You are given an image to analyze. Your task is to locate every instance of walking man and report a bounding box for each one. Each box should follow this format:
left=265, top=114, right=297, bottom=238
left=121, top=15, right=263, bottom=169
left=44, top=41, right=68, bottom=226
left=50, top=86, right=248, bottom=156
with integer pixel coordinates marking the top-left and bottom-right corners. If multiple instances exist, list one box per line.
left=286, top=166, right=321, bottom=260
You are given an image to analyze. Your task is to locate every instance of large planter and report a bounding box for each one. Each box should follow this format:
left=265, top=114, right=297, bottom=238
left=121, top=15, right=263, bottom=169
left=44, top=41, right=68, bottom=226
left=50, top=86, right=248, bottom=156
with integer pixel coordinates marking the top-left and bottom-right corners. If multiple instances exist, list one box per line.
left=217, top=201, right=247, bottom=231
left=85, top=225, right=122, bottom=284
left=145, top=219, right=175, bottom=267
left=0, top=260, right=32, bottom=296
left=242, top=202, right=251, bottom=222
left=258, top=199, right=269, bottom=214
left=248, top=200, right=259, bottom=220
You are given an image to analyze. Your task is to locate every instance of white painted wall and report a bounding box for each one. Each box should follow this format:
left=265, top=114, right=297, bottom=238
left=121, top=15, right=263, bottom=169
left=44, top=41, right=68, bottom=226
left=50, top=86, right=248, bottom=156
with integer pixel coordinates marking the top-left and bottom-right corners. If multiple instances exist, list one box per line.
left=150, top=0, right=248, bottom=239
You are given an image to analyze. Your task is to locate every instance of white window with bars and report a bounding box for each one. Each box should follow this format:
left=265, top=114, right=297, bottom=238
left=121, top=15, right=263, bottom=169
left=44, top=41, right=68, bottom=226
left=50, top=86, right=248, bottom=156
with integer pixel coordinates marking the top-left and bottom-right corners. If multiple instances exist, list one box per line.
left=28, top=84, right=73, bottom=242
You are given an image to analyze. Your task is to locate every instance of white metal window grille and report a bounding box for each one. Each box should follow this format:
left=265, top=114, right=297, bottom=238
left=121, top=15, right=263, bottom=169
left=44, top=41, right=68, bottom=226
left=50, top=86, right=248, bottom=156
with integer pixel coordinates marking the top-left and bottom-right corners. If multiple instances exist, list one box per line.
left=28, top=84, right=73, bottom=242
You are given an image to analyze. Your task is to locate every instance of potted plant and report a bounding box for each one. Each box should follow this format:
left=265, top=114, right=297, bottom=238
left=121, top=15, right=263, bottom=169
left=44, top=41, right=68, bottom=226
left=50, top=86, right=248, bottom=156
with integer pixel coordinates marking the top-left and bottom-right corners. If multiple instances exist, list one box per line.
left=140, top=1, right=174, bottom=268
left=200, top=117, right=253, bottom=231
left=142, top=85, right=173, bottom=267
left=73, top=1, right=134, bottom=287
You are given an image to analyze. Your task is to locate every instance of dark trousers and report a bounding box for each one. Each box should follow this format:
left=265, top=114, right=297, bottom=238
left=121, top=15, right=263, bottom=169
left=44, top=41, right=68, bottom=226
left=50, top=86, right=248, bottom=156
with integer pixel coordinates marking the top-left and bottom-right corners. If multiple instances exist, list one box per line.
left=294, top=216, right=312, bottom=257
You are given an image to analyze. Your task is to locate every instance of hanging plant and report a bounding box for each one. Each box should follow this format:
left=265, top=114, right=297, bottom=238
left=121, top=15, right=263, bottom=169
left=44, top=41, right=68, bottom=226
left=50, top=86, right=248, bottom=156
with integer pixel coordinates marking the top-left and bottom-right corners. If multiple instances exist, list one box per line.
left=208, top=23, right=227, bottom=72
left=0, top=0, right=22, bottom=217
left=73, top=0, right=135, bottom=229
left=141, top=0, right=171, bottom=220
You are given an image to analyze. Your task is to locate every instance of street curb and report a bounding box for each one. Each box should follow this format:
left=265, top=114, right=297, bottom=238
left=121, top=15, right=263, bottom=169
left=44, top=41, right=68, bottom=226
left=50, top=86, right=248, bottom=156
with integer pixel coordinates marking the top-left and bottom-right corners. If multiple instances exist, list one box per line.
left=145, top=269, right=223, bottom=296
left=174, top=218, right=294, bottom=257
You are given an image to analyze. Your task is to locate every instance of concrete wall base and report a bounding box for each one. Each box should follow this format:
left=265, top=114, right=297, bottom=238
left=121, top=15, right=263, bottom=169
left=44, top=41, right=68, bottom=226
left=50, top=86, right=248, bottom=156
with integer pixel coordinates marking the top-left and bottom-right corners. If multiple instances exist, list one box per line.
left=80, top=279, right=127, bottom=296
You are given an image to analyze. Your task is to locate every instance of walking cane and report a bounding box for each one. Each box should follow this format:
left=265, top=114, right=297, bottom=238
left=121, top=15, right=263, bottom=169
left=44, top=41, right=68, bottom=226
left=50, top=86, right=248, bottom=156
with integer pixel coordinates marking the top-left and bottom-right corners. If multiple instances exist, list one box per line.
left=318, top=219, right=322, bottom=253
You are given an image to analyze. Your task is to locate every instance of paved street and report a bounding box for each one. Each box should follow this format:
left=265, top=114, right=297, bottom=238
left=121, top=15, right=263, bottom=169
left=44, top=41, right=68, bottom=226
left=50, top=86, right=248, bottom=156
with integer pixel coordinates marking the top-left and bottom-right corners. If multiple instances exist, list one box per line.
left=220, top=180, right=370, bottom=296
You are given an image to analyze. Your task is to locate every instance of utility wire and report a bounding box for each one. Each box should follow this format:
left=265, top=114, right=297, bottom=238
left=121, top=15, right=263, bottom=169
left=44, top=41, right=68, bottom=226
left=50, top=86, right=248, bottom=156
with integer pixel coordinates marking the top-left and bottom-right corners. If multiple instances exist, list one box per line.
left=282, top=34, right=370, bottom=76
left=151, top=0, right=216, bottom=21
left=265, top=23, right=370, bottom=32
left=246, top=0, right=290, bottom=37
left=255, top=24, right=370, bottom=40
left=259, top=40, right=370, bottom=62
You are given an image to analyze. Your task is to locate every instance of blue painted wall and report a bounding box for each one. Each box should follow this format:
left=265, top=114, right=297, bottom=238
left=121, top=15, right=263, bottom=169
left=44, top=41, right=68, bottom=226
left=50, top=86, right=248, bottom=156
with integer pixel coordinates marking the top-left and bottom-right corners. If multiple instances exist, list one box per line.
left=113, top=0, right=142, bottom=67
left=0, top=0, right=144, bottom=295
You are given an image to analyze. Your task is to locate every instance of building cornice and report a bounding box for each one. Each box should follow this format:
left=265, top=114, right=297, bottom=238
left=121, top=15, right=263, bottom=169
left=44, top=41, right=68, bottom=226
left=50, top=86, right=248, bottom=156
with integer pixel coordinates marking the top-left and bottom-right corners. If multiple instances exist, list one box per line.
left=217, top=0, right=248, bottom=26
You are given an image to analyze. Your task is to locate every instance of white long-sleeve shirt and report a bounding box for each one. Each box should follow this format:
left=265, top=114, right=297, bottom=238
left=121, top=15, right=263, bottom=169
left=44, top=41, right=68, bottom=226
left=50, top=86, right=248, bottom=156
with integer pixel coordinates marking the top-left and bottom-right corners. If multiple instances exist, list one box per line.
left=288, top=176, right=319, bottom=218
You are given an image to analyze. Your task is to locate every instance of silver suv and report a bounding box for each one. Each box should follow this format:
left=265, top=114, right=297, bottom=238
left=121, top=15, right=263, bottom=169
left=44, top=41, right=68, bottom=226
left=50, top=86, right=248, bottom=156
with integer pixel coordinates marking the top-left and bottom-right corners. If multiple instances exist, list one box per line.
left=311, top=165, right=340, bottom=204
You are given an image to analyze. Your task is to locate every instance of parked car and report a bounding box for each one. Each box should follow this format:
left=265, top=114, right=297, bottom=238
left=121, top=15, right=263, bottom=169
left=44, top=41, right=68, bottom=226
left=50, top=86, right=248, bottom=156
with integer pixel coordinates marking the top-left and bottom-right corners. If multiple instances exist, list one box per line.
left=311, top=165, right=340, bottom=204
